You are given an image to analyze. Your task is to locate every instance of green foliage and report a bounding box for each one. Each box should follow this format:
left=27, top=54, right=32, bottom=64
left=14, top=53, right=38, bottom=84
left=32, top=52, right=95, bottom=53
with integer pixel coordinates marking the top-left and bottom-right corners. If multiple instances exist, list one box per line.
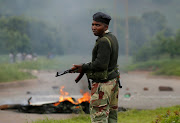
left=142, top=11, right=167, bottom=37
left=0, top=57, right=60, bottom=82
left=175, top=30, right=180, bottom=55
left=14, top=55, right=90, bottom=70
left=33, top=115, right=90, bottom=123
left=127, top=16, right=147, bottom=55
left=0, top=63, right=35, bottom=83
left=0, top=55, right=91, bottom=82
left=0, top=16, right=31, bottom=54
left=126, top=59, right=180, bottom=76
left=0, top=55, right=9, bottom=63
left=0, top=0, right=180, bottom=56
left=33, top=105, right=180, bottom=123
left=15, top=57, right=62, bottom=70
left=153, top=110, right=179, bottom=123
left=134, top=29, right=180, bottom=62
left=116, top=11, right=168, bottom=55
left=0, top=29, right=30, bottom=53
left=0, top=16, right=63, bottom=55
left=27, top=19, right=63, bottom=55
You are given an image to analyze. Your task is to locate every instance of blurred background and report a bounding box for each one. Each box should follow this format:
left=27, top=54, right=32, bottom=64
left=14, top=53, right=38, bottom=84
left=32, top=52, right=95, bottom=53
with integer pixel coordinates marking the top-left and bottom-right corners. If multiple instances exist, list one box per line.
left=0, top=0, right=179, bottom=61
left=0, top=0, right=180, bottom=108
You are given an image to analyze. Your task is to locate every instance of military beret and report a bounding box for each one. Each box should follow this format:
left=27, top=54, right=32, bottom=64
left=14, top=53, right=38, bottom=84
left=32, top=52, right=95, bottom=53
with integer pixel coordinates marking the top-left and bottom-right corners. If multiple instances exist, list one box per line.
left=93, top=12, right=111, bottom=25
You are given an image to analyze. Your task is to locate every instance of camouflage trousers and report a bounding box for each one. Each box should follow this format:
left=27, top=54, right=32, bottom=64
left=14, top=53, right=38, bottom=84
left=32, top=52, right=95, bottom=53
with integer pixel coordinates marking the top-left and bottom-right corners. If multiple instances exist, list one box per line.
left=90, top=78, right=119, bottom=123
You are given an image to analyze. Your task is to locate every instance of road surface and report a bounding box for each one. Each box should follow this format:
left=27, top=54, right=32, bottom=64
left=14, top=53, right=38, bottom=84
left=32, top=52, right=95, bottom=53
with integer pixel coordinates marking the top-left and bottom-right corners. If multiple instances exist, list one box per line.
left=0, top=70, right=180, bottom=123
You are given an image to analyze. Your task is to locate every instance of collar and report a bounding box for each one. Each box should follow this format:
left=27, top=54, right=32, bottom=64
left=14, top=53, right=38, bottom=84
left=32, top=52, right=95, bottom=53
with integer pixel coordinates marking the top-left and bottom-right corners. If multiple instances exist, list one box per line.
left=105, top=30, right=110, bottom=34
left=96, top=30, right=110, bottom=41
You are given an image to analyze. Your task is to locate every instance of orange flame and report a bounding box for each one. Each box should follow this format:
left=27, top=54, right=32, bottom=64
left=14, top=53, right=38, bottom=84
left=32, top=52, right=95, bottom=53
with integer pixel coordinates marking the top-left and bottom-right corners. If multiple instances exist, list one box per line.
left=54, top=86, right=91, bottom=106
left=77, top=90, right=91, bottom=103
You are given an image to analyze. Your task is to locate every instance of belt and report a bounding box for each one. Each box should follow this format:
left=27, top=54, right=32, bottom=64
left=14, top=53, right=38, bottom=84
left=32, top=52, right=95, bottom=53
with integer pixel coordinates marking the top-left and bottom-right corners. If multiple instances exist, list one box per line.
left=92, top=77, right=117, bottom=83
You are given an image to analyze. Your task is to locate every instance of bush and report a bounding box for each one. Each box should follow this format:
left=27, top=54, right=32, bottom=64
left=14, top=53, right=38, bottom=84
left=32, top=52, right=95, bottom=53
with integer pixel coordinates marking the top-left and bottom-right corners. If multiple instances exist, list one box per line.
left=134, top=30, right=180, bottom=62
left=125, top=59, right=180, bottom=76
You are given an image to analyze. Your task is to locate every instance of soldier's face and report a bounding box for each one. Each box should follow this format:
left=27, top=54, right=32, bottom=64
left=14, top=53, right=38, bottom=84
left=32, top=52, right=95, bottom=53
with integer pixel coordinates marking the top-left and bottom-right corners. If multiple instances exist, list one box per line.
left=92, top=21, right=108, bottom=36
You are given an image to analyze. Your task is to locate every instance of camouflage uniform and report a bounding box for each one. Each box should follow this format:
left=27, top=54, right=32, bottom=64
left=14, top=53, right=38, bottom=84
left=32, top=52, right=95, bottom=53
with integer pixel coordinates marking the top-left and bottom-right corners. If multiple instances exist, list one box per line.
left=82, top=31, right=119, bottom=123
left=90, top=78, right=119, bottom=123
left=82, top=12, right=119, bottom=122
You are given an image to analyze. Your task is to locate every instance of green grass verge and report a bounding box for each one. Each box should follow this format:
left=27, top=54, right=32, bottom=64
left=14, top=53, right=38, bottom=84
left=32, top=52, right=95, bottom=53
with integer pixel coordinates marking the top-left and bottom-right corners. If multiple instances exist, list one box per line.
left=33, top=105, right=180, bottom=123
left=0, top=55, right=9, bottom=63
left=0, top=55, right=131, bottom=83
left=0, top=55, right=91, bottom=83
left=0, top=63, right=35, bottom=83
left=16, top=55, right=91, bottom=70
left=125, top=59, right=180, bottom=76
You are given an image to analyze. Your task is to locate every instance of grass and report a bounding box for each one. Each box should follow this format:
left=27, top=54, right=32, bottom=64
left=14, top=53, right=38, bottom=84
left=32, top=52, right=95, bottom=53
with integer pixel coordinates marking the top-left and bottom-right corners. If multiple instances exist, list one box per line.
left=0, top=54, right=9, bottom=63
left=1, top=55, right=179, bottom=83
left=33, top=105, right=180, bottom=123
left=125, top=59, right=180, bottom=76
left=33, top=115, right=91, bottom=123
left=118, top=106, right=179, bottom=123
left=0, top=55, right=131, bottom=83
left=0, top=55, right=92, bottom=83
left=0, top=63, right=35, bottom=82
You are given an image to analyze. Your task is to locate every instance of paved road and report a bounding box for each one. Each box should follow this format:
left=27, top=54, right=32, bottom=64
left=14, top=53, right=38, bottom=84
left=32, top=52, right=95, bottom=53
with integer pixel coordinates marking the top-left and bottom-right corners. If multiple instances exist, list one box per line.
left=0, top=71, right=180, bottom=123
left=119, top=71, right=180, bottom=109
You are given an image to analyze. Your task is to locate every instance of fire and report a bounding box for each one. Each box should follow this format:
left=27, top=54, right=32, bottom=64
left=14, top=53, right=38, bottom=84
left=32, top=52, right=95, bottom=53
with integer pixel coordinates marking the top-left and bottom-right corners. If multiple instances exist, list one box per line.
left=54, top=86, right=91, bottom=106
left=77, top=90, right=91, bottom=103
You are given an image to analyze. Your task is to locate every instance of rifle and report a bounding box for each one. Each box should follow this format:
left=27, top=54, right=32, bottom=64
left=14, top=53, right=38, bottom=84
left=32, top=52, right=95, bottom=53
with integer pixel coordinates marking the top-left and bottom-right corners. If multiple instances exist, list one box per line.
left=55, top=67, right=91, bottom=90
left=55, top=67, right=84, bottom=83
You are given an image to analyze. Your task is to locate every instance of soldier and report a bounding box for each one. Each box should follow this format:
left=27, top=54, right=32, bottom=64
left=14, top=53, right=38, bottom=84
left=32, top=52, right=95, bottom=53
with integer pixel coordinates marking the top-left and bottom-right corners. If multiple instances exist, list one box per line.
left=73, top=12, right=119, bottom=123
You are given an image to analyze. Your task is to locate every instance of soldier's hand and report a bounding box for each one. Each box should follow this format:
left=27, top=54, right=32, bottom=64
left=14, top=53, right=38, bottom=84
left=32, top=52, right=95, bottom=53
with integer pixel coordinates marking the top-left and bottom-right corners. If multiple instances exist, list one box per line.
left=73, top=64, right=83, bottom=73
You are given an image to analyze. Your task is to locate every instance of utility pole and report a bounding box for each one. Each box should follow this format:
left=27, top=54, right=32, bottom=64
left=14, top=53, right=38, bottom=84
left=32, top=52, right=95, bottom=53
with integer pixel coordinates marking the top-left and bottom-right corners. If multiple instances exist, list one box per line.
left=113, top=0, right=117, bottom=37
left=125, top=0, right=129, bottom=61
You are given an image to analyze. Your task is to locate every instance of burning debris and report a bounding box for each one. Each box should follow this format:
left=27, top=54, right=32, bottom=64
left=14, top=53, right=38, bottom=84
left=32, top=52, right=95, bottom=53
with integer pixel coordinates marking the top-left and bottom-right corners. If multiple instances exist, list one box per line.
left=0, top=86, right=91, bottom=114
left=53, top=86, right=91, bottom=106
left=18, top=100, right=90, bottom=114
left=0, top=86, right=127, bottom=114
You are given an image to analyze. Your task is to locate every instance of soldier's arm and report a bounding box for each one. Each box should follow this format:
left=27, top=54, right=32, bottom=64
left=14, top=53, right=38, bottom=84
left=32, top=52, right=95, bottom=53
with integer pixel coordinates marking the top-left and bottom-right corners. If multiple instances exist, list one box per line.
left=82, top=38, right=111, bottom=72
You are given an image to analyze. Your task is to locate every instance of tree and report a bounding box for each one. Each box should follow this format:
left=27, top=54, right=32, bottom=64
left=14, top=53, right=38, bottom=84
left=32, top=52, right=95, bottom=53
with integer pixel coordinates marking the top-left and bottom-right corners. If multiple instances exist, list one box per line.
left=133, top=29, right=180, bottom=62
left=0, top=16, right=64, bottom=55
left=142, top=11, right=167, bottom=37
left=174, top=29, right=180, bottom=56
left=27, top=20, right=63, bottom=55
left=0, top=29, right=30, bottom=53
left=119, top=16, right=147, bottom=55
left=126, top=16, right=147, bottom=55
left=0, top=16, right=31, bottom=55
